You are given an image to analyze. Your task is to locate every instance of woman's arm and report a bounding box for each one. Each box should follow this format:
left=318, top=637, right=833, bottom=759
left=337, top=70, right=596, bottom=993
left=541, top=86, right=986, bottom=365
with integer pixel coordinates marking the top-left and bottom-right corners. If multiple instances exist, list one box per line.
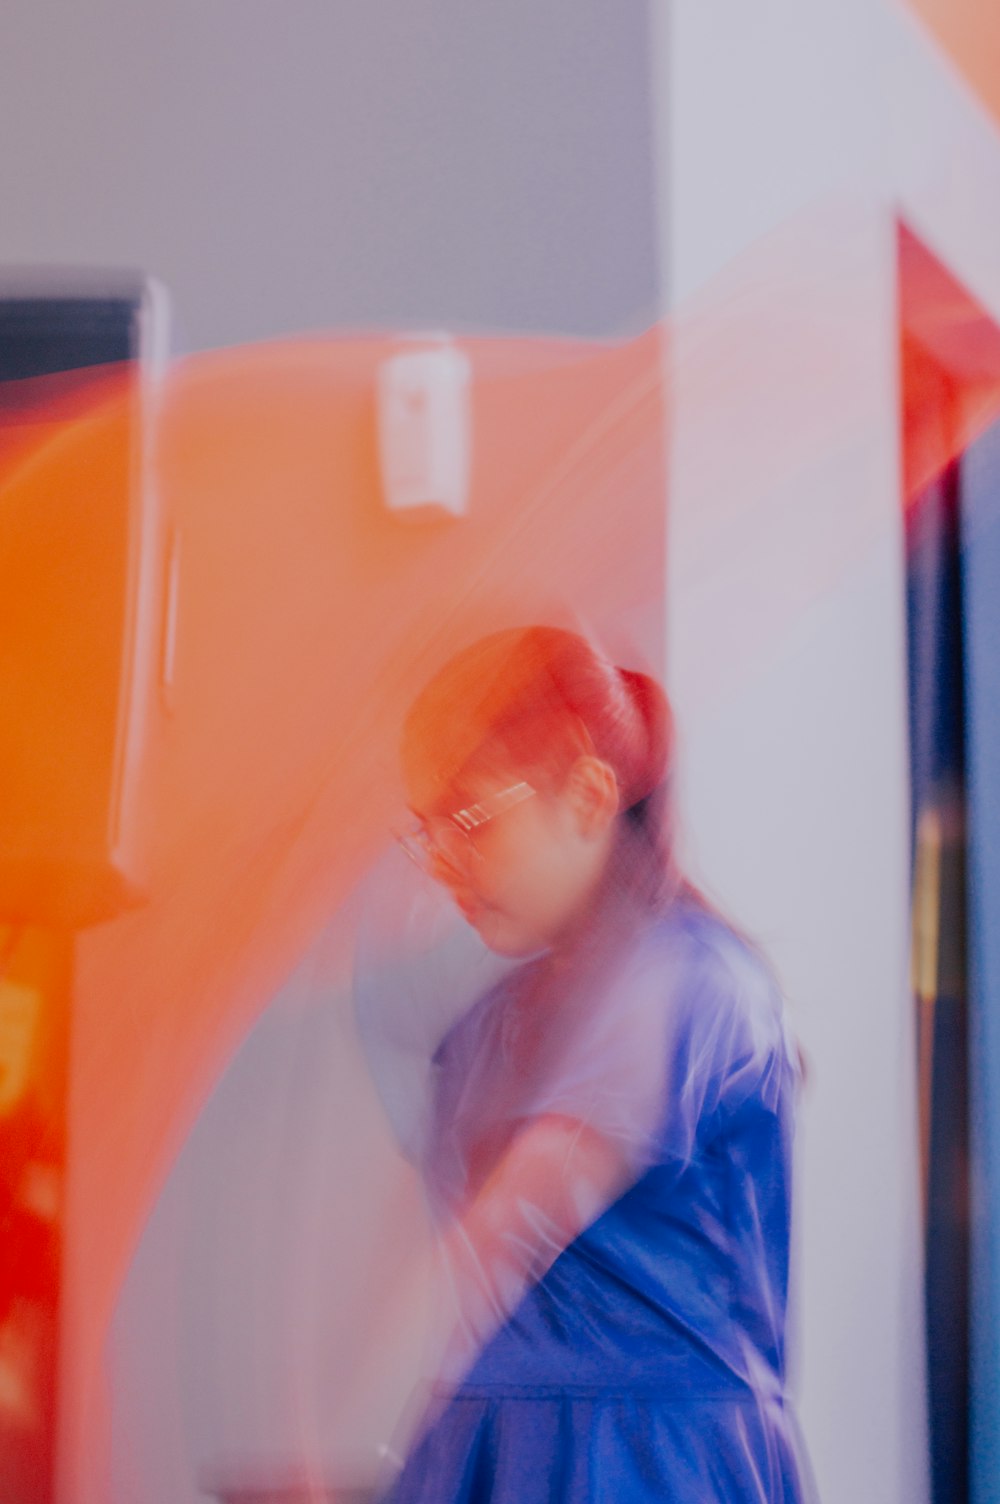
left=338, top=1114, right=630, bottom=1466
left=438, top=1112, right=631, bottom=1361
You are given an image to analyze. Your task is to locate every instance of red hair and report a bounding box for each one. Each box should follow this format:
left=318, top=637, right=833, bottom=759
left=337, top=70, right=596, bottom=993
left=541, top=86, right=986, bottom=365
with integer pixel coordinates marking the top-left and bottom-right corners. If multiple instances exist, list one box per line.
left=403, top=626, right=679, bottom=912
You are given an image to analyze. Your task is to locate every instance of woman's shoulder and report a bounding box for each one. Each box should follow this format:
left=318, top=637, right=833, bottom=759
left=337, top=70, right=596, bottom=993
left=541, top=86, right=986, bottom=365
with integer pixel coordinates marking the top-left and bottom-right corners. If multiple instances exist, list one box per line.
left=623, top=899, right=798, bottom=1124
left=634, top=896, right=790, bottom=1058
left=642, top=892, right=774, bottom=978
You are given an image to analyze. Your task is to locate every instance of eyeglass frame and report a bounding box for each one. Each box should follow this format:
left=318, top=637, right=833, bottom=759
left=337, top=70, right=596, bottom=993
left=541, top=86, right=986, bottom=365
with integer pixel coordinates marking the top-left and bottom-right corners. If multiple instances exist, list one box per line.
left=395, top=780, right=536, bottom=873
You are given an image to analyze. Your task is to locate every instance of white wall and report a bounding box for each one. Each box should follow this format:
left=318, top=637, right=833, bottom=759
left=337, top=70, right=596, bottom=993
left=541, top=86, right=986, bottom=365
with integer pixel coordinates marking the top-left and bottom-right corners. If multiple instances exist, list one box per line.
left=657, top=3, right=1000, bottom=1501
left=665, top=216, right=926, bottom=1504
left=655, top=4, right=927, bottom=1502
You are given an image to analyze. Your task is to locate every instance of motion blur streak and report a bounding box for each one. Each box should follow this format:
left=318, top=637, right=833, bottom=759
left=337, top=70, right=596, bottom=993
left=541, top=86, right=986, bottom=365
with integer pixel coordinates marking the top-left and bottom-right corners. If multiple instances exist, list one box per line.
left=0, top=329, right=666, bottom=1497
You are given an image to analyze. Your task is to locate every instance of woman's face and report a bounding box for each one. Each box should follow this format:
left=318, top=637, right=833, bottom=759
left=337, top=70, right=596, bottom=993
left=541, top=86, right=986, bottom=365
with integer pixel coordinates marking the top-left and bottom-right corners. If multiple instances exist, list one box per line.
left=405, top=747, right=618, bottom=957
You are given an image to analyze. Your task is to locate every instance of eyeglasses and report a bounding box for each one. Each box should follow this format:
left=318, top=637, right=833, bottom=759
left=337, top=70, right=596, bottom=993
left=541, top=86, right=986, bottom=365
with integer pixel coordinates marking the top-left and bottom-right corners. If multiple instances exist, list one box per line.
left=396, top=780, right=536, bottom=875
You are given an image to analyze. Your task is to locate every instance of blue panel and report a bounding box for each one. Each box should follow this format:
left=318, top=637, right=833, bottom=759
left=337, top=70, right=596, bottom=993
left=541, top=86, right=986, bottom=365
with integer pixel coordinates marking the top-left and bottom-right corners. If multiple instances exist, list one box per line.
left=907, top=464, right=970, bottom=1504
left=960, top=420, right=1000, bottom=1504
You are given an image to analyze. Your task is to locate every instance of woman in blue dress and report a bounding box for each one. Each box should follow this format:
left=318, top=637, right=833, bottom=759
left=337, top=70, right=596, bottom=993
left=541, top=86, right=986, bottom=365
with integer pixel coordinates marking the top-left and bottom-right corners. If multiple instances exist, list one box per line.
left=380, top=625, right=813, bottom=1503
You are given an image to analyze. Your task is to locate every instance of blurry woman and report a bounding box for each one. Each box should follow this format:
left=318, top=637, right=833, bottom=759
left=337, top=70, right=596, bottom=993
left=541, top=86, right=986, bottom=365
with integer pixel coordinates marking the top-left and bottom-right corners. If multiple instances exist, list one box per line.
left=381, top=625, right=811, bottom=1503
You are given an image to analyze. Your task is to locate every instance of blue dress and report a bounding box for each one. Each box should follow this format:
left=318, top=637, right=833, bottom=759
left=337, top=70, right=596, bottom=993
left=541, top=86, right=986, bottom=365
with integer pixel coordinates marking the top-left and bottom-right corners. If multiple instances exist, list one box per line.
left=384, top=898, right=813, bottom=1503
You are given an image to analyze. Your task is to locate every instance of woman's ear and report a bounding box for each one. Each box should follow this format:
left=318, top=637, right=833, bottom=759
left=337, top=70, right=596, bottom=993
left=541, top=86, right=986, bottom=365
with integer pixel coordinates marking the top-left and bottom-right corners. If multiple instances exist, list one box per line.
left=565, top=756, right=619, bottom=837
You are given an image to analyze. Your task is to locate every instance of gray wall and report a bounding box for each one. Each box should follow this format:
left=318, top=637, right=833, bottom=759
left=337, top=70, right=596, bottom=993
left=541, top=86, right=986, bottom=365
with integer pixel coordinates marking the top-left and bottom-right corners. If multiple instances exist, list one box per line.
left=1, top=0, right=660, bottom=350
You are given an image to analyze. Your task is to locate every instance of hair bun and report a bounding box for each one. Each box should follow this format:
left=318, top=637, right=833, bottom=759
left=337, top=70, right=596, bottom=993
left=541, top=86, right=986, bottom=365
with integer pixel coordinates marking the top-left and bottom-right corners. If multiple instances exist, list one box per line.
left=616, top=666, right=673, bottom=806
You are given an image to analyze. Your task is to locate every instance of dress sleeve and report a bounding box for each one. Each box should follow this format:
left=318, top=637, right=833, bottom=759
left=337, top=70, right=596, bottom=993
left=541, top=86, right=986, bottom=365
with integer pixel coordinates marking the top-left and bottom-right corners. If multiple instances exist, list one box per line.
left=520, top=910, right=796, bottom=1184
left=663, top=921, right=798, bottom=1149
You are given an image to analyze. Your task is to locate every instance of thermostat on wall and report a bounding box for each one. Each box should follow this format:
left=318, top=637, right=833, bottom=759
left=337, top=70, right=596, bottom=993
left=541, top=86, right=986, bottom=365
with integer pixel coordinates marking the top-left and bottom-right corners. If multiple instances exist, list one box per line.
left=377, top=339, right=471, bottom=521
